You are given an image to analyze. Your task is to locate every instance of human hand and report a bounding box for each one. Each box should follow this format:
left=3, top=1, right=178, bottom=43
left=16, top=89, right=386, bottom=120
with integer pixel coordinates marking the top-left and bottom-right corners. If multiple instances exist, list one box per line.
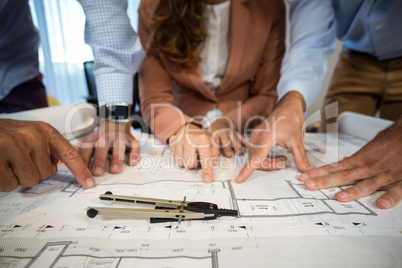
left=0, top=119, right=95, bottom=192
left=169, top=122, right=214, bottom=183
left=77, top=119, right=140, bottom=176
left=236, top=91, right=311, bottom=183
left=299, top=117, right=402, bottom=209
left=208, top=118, right=245, bottom=158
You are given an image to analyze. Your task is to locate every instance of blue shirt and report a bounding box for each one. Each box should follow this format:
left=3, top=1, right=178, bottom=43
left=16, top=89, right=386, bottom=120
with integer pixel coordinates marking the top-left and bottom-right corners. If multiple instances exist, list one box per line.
left=334, top=0, right=402, bottom=60
left=278, top=0, right=402, bottom=109
left=78, top=0, right=145, bottom=107
left=0, top=0, right=40, bottom=101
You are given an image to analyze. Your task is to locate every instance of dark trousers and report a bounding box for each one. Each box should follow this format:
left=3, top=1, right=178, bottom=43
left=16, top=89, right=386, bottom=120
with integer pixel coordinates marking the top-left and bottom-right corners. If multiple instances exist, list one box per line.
left=0, top=75, right=48, bottom=114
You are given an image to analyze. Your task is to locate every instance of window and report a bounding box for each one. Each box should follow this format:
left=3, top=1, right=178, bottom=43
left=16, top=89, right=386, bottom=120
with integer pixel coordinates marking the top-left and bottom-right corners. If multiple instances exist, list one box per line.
left=28, top=0, right=140, bottom=105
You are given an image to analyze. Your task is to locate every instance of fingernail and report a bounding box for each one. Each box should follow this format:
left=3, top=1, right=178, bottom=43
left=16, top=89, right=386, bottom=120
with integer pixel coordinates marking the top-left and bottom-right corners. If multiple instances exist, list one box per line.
left=378, top=199, right=391, bottom=209
left=227, top=152, right=233, bottom=158
left=236, top=149, right=243, bottom=156
left=300, top=173, right=308, bottom=181
left=306, top=180, right=315, bottom=188
left=336, top=191, right=349, bottom=200
left=277, top=162, right=286, bottom=169
left=112, top=164, right=120, bottom=172
left=203, top=174, right=210, bottom=183
left=86, top=178, right=95, bottom=188
left=93, top=167, right=103, bottom=176
left=235, top=175, right=243, bottom=183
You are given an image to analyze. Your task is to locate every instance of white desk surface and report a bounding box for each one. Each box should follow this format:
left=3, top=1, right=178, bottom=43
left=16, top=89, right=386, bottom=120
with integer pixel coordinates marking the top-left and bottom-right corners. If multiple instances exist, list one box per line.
left=0, top=131, right=401, bottom=268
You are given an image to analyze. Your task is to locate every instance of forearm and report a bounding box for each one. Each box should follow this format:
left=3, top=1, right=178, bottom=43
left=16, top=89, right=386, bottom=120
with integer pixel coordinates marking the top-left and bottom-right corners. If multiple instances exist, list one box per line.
left=275, top=91, right=306, bottom=112
left=225, top=94, right=277, bottom=131
left=277, top=0, right=336, bottom=109
left=141, top=101, right=201, bottom=145
left=78, top=0, right=145, bottom=106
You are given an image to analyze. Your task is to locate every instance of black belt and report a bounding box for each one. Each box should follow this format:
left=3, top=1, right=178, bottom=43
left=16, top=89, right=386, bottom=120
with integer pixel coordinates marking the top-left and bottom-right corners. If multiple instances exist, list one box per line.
left=347, top=49, right=375, bottom=57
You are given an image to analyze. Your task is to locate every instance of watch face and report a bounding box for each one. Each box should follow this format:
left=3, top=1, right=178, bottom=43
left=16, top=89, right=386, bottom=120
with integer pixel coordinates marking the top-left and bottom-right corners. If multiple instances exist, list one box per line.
left=99, top=104, right=131, bottom=122
left=111, top=105, right=129, bottom=120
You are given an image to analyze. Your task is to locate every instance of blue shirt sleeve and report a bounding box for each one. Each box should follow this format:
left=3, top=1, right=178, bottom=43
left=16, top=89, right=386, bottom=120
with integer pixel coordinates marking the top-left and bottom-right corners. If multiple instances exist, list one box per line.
left=78, top=0, right=145, bottom=106
left=277, top=0, right=336, bottom=110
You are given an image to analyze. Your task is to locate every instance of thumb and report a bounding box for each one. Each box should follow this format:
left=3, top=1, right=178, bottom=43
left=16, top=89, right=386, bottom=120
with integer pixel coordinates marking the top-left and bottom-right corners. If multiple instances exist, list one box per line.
left=49, top=131, right=95, bottom=188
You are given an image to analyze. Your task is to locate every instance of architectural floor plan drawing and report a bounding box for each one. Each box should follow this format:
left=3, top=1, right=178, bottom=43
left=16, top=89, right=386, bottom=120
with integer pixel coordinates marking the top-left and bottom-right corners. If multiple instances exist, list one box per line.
left=235, top=180, right=376, bottom=218
left=0, top=134, right=401, bottom=268
left=0, top=238, right=219, bottom=268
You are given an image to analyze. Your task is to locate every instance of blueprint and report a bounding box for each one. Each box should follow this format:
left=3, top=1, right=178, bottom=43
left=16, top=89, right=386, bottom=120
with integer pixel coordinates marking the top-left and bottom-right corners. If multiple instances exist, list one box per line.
left=0, top=133, right=401, bottom=268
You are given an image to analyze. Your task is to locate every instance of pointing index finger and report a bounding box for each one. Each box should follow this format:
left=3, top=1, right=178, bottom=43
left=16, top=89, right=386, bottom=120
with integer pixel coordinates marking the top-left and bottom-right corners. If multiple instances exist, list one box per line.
left=291, top=137, right=312, bottom=172
left=198, top=146, right=213, bottom=183
left=236, top=139, right=275, bottom=183
left=49, top=130, right=95, bottom=188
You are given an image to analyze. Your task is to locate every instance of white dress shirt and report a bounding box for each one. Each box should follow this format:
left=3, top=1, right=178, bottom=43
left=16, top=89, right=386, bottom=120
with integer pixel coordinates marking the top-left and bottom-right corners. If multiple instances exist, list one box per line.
left=198, top=1, right=231, bottom=127
left=199, top=1, right=231, bottom=93
left=78, top=0, right=145, bottom=107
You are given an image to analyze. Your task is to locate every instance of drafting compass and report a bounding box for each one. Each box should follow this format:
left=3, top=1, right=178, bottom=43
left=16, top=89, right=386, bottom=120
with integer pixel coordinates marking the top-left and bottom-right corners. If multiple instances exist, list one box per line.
left=86, top=191, right=238, bottom=223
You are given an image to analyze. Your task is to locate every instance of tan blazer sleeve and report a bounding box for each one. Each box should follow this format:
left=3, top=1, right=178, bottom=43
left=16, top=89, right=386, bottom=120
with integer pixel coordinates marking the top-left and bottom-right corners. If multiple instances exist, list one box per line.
left=226, top=0, right=286, bottom=130
left=138, top=0, right=198, bottom=144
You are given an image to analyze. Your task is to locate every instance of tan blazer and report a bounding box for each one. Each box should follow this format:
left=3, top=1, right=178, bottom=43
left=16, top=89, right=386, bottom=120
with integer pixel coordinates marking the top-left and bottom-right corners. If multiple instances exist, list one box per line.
left=138, top=0, right=286, bottom=144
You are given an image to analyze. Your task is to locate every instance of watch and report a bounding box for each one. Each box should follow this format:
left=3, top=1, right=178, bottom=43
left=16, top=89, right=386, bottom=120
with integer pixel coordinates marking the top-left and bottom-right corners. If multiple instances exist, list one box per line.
left=98, top=103, right=132, bottom=122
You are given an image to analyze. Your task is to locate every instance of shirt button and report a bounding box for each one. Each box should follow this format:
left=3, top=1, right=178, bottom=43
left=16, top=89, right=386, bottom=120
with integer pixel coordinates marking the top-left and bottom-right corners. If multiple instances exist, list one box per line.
left=381, top=46, right=387, bottom=50
left=375, top=24, right=382, bottom=30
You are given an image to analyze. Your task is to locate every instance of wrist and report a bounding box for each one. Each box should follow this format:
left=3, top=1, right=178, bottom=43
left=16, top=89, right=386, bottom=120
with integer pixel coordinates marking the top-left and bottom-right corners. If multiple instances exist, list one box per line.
left=279, top=91, right=306, bottom=112
left=100, top=118, right=132, bottom=133
left=167, top=121, right=203, bottom=145
left=210, top=117, right=236, bottom=131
